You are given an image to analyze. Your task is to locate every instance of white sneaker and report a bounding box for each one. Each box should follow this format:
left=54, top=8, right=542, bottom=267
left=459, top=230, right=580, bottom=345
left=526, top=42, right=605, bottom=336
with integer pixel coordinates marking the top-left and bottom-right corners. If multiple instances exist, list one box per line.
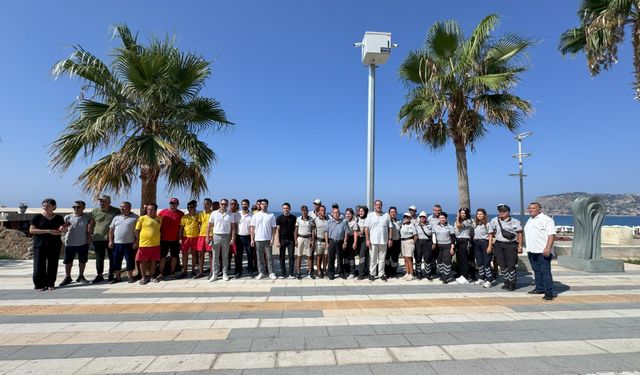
left=306, top=274, right=313, bottom=279
left=456, top=276, right=469, bottom=285
left=474, top=279, right=484, bottom=285
left=256, top=273, right=265, bottom=280
left=208, top=274, right=218, bottom=282
left=348, top=274, right=355, bottom=280
left=269, top=273, right=277, bottom=280
left=288, top=275, right=296, bottom=279
left=483, top=280, right=492, bottom=288
left=222, top=273, right=229, bottom=281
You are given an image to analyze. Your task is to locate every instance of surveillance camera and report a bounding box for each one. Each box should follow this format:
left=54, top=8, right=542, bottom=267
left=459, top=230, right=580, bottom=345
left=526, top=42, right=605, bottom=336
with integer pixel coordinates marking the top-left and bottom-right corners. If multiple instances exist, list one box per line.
left=353, top=42, right=363, bottom=47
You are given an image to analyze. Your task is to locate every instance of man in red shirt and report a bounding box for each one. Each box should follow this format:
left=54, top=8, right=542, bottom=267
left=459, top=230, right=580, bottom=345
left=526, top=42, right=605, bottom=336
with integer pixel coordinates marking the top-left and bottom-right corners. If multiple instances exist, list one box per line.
left=158, top=198, right=184, bottom=280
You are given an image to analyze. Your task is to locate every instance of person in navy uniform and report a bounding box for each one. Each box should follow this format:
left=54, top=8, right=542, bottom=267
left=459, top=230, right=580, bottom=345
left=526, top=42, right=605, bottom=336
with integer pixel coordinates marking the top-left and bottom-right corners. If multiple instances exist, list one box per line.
left=488, top=204, right=523, bottom=291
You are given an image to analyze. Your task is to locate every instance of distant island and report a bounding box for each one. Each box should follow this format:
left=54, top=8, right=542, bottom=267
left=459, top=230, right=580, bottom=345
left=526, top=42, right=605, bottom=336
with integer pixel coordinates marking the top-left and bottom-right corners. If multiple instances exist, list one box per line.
left=536, top=193, right=640, bottom=216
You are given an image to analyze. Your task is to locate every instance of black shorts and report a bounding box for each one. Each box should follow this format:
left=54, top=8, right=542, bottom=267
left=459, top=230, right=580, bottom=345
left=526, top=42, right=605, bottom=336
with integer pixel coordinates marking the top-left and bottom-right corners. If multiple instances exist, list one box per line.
left=160, top=240, right=180, bottom=258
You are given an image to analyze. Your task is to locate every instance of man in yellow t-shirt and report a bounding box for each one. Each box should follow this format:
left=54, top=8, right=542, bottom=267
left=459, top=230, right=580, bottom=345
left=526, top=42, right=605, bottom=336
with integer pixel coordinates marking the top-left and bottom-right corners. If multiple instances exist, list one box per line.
left=195, top=198, right=214, bottom=278
left=135, top=203, right=162, bottom=285
left=179, top=200, right=200, bottom=278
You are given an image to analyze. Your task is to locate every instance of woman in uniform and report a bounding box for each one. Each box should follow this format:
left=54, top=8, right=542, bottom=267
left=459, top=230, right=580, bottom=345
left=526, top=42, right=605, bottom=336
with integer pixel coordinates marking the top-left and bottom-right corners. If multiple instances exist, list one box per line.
left=433, top=212, right=456, bottom=284
left=400, top=212, right=417, bottom=280
left=356, top=206, right=370, bottom=280
left=454, top=208, right=473, bottom=284
left=344, top=208, right=358, bottom=279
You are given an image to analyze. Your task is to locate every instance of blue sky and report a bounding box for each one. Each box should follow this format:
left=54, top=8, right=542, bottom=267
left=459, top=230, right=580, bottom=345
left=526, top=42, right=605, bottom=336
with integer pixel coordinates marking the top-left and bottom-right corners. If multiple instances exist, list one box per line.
left=0, top=0, right=638, bottom=213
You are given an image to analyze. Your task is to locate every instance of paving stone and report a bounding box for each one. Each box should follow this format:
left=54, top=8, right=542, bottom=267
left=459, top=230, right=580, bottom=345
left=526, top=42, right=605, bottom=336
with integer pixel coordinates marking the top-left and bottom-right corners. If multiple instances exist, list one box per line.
left=5, top=344, right=83, bottom=360
left=132, top=340, right=199, bottom=356
left=192, top=339, right=253, bottom=354
left=214, top=351, right=275, bottom=369
left=326, top=325, right=376, bottom=336
left=403, top=333, right=460, bottom=346
left=305, top=335, right=359, bottom=350
left=388, top=345, right=451, bottom=362
left=450, top=329, right=550, bottom=344
left=334, top=347, right=392, bottom=365
left=278, top=326, right=327, bottom=338
left=228, top=328, right=279, bottom=339
left=70, top=342, right=144, bottom=358
left=282, top=310, right=324, bottom=318
left=144, top=353, right=217, bottom=373
left=307, top=364, right=374, bottom=375
left=370, top=362, right=437, bottom=375
left=372, top=324, right=419, bottom=335
left=250, top=337, right=306, bottom=351
left=354, top=334, right=411, bottom=348
left=429, top=358, right=497, bottom=375
left=5, top=358, right=93, bottom=375
left=276, top=349, right=335, bottom=367
left=76, top=355, right=155, bottom=375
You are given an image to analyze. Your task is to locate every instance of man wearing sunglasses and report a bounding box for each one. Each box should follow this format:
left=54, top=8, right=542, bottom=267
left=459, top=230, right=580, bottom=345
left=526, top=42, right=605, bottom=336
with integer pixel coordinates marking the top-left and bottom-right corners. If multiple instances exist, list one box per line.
left=206, top=199, right=237, bottom=281
left=59, top=200, right=92, bottom=286
left=158, top=198, right=184, bottom=280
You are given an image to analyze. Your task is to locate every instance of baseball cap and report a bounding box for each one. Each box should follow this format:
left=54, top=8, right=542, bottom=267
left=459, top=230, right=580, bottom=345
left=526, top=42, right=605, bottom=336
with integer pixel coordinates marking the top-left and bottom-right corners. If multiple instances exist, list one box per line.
left=169, top=197, right=180, bottom=204
left=418, top=211, right=427, bottom=217
left=408, top=205, right=417, bottom=211
left=98, top=195, right=111, bottom=201
left=313, top=199, right=321, bottom=205
left=403, top=212, right=412, bottom=218
left=497, top=204, right=511, bottom=212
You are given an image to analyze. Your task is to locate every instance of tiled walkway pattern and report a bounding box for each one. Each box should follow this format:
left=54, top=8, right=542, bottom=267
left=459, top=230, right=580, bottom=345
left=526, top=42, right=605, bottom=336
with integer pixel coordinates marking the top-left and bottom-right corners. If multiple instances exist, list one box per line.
left=0, top=260, right=640, bottom=374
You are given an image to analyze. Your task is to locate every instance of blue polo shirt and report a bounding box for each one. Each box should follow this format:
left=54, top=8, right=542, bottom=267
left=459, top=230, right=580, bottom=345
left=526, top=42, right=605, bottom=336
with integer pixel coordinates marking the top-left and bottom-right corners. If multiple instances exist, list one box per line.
left=326, top=218, right=348, bottom=241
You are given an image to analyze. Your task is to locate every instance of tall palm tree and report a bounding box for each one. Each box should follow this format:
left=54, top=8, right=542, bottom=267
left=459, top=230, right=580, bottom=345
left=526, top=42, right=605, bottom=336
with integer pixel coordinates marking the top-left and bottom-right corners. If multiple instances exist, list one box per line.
left=50, top=25, right=232, bottom=206
left=559, top=0, right=640, bottom=99
left=398, top=14, right=533, bottom=209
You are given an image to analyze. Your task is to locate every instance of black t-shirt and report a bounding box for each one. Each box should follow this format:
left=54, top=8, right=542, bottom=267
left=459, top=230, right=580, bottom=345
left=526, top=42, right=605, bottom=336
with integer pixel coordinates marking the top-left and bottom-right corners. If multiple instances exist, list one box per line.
left=31, top=214, right=65, bottom=248
left=276, top=214, right=297, bottom=241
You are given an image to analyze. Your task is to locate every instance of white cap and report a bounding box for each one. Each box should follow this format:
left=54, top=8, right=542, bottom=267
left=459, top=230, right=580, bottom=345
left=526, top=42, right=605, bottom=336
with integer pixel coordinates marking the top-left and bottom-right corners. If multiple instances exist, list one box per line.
left=403, top=212, right=412, bottom=218
left=418, top=211, right=427, bottom=218
left=313, top=199, right=321, bottom=205
left=408, top=205, right=417, bottom=211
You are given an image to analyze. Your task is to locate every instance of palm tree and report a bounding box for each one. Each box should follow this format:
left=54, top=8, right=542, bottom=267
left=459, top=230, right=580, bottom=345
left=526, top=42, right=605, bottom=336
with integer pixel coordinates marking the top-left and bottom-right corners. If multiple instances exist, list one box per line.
left=559, top=0, right=640, bottom=99
left=50, top=25, right=232, bottom=206
left=398, top=14, right=533, bottom=209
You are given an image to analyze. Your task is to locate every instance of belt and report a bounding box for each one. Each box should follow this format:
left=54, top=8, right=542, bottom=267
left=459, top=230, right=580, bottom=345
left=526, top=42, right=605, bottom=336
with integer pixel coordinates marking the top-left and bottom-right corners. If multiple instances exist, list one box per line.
left=298, top=234, right=310, bottom=239
left=401, top=237, right=414, bottom=241
left=316, top=239, right=326, bottom=243
left=496, top=240, right=517, bottom=243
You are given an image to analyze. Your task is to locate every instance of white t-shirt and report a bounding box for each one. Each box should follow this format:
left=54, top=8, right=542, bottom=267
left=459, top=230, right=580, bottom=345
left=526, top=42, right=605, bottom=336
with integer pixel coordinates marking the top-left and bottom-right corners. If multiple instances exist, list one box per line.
left=365, top=212, right=392, bottom=245
left=296, top=216, right=314, bottom=236
left=400, top=223, right=416, bottom=239
left=238, top=211, right=252, bottom=236
left=250, top=211, right=277, bottom=241
left=524, top=213, right=556, bottom=254
left=209, top=210, right=237, bottom=235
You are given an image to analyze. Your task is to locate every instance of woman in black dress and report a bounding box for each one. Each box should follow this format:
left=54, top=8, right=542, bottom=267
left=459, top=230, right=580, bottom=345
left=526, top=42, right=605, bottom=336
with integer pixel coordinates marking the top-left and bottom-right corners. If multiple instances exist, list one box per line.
left=29, top=198, right=66, bottom=291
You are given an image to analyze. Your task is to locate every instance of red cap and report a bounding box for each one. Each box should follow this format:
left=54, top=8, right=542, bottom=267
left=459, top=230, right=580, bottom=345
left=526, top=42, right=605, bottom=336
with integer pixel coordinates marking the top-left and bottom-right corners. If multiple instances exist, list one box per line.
left=169, top=198, right=179, bottom=204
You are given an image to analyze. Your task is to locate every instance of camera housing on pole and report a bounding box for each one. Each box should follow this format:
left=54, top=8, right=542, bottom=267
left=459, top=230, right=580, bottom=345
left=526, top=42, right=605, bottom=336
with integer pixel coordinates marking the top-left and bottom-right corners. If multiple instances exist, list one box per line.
left=509, top=131, right=533, bottom=222
left=354, top=32, right=397, bottom=209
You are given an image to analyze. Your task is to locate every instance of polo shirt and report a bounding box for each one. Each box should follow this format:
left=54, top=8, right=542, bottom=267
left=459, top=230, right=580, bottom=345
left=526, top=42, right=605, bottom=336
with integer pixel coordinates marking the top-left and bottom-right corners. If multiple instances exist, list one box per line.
left=326, top=218, right=348, bottom=241
left=473, top=222, right=490, bottom=240
left=181, top=213, right=200, bottom=238
left=209, top=209, right=236, bottom=235
left=427, top=215, right=440, bottom=228
left=110, top=213, right=139, bottom=244
left=136, top=215, right=162, bottom=247
left=455, top=219, right=473, bottom=239
left=92, top=206, right=120, bottom=241
left=364, top=212, right=392, bottom=245
left=276, top=214, right=297, bottom=241
left=488, top=217, right=522, bottom=242
left=524, top=213, right=556, bottom=253
left=415, top=222, right=433, bottom=240
left=313, top=216, right=328, bottom=240
left=433, top=222, right=455, bottom=245
left=390, top=219, right=401, bottom=240
left=295, top=216, right=314, bottom=236
left=63, top=213, right=91, bottom=246
left=158, top=208, right=184, bottom=241
left=198, top=211, right=212, bottom=236
left=400, top=223, right=417, bottom=239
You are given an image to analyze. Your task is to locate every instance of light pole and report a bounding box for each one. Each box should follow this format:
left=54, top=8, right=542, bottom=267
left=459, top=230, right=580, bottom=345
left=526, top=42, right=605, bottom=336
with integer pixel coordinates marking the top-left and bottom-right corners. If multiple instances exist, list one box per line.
left=509, top=131, right=533, bottom=222
left=354, top=32, right=396, bottom=209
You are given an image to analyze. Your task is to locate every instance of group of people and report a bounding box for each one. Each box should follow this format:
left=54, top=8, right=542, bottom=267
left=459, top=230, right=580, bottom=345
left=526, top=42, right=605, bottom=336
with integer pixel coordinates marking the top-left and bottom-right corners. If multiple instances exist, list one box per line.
left=29, top=196, right=557, bottom=301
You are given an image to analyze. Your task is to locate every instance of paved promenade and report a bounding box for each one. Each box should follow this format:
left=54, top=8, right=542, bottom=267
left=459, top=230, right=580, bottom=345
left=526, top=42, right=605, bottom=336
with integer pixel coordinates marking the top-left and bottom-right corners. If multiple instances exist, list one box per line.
left=0, top=260, right=640, bottom=374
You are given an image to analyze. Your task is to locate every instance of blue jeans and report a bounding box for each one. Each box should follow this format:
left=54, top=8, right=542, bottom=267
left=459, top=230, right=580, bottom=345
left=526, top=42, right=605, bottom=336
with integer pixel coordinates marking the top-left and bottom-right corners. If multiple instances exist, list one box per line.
left=528, top=252, right=553, bottom=294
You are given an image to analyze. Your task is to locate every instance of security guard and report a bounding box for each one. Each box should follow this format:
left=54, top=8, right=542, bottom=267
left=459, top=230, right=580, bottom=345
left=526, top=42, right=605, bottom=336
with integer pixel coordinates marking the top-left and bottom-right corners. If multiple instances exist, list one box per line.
left=414, top=211, right=434, bottom=280
left=433, top=212, right=456, bottom=284
left=488, top=204, right=523, bottom=291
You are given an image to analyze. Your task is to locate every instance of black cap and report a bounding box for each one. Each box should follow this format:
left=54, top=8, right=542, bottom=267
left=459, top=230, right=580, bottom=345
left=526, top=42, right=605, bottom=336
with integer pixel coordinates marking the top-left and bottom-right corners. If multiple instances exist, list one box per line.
left=497, top=204, right=511, bottom=212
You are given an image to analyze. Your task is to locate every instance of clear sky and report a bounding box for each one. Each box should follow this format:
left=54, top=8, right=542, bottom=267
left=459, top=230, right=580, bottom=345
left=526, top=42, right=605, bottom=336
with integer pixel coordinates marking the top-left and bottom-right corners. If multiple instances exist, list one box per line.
left=0, top=0, right=638, bottom=213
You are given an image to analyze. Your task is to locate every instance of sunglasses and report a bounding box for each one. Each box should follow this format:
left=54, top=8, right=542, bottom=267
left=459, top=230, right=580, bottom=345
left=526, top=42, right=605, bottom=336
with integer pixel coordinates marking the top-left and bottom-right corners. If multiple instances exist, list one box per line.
left=72, top=206, right=82, bottom=209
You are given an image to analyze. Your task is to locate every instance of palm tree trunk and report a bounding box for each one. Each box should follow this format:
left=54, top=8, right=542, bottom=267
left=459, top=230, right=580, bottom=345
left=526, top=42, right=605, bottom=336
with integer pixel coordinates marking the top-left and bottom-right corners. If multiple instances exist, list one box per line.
left=633, top=9, right=640, bottom=100
left=140, top=166, right=159, bottom=210
left=454, top=140, right=471, bottom=209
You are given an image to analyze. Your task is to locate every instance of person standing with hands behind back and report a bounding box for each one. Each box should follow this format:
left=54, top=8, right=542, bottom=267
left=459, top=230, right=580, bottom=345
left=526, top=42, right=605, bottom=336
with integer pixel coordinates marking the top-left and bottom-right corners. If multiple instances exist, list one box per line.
left=30, top=198, right=66, bottom=291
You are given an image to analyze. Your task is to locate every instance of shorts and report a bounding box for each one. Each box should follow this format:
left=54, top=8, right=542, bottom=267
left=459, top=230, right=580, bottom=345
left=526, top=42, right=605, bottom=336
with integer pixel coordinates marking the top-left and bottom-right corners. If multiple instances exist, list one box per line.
left=197, top=236, right=212, bottom=252
left=113, top=243, right=136, bottom=271
left=181, top=237, right=199, bottom=252
left=63, top=244, right=89, bottom=264
left=401, top=241, right=415, bottom=258
left=315, top=241, right=327, bottom=255
left=296, top=237, right=311, bottom=257
left=136, top=246, right=161, bottom=261
left=160, top=240, right=180, bottom=258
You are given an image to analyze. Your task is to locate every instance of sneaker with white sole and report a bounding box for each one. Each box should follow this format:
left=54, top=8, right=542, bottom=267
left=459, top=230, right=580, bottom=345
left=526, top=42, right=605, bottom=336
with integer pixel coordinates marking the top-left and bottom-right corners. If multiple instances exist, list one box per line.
left=288, top=275, right=296, bottom=279
left=348, top=274, right=355, bottom=280
left=208, top=274, right=218, bottom=282
left=222, top=273, right=229, bottom=281
left=269, top=273, right=277, bottom=280
left=473, top=279, right=484, bottom=285
left=256, top=273, right=265, bottom=280
left=456, top=276, right=469, bottom=284
left=483, top=280, right=492, bottom=288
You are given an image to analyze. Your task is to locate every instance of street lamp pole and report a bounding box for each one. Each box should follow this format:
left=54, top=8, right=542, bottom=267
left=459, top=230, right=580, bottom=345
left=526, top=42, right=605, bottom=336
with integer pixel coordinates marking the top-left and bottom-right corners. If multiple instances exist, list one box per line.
left=509, top=131, right=533, bottom=222
left=355, top=32, right=396, bottom=209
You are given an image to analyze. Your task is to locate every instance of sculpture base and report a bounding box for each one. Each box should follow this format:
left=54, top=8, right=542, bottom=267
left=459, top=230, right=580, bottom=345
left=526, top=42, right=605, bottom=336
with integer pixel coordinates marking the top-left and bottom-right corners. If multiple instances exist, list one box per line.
left=557, top=256, right=625, bottom=273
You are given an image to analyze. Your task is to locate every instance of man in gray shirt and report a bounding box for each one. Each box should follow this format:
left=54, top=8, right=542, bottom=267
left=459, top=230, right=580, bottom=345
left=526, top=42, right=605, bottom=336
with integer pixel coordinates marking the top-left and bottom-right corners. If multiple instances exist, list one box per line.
left=108, top=201, right=139, bottom=283
left=60, top=200, right=93, bottom=287
left=325, top=207, right=349, bottom=280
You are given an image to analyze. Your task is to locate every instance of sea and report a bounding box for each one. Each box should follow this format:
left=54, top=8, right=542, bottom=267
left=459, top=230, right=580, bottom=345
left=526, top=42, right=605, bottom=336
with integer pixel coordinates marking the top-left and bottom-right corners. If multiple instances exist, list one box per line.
left=276, top=212, right=640, bottom=227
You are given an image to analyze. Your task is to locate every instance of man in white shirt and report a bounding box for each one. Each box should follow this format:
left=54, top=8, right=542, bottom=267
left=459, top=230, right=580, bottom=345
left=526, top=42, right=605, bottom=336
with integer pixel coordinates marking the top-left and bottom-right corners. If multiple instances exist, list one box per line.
left=364, top=200, right=392, bottom=282
left=235, top=199, right=255, bottom=278
left=524, top=202, right=556, bottom=301
left=250, top=199, right=277, bottom=280
left=206, top=199, right=237, bottom=281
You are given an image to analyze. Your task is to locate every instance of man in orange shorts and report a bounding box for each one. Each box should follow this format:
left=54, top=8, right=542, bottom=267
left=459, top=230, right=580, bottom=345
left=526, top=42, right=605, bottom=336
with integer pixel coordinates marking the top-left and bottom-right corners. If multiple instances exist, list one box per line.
left=196, top=198, right=214, bottom=278
left=135, top=203, right=162, bottom=285
left=179, top=200, right=200, bottom=278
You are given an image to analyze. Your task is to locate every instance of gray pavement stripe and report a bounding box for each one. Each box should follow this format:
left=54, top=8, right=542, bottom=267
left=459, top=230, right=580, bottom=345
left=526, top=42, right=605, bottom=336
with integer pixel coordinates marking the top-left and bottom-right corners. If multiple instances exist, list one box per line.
left=508, top=302, right=640, bottom=313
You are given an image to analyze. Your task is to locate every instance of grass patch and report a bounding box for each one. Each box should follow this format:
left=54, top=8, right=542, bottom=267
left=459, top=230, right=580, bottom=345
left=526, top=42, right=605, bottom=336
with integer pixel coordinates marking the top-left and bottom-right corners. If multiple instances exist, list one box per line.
left=0, top=254, right=18, bottom=260
left=625, top=258, right=640, bottom=265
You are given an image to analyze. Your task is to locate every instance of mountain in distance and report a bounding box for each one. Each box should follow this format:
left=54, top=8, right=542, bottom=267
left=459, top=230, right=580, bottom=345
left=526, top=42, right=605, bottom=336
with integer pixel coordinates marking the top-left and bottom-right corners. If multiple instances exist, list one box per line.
left=535, top=193, right=640, bottom=216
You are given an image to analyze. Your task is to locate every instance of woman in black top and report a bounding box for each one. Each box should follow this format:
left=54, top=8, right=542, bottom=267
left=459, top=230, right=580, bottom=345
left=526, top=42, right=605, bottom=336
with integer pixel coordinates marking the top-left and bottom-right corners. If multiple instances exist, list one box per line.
left=29, top=198, right=66, bottom=290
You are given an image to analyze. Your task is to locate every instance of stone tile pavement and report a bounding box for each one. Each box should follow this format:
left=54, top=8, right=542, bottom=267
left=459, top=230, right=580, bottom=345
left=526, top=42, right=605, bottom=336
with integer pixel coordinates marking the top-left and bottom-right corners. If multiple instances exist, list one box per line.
left=0, top=259, right=639, bottom=374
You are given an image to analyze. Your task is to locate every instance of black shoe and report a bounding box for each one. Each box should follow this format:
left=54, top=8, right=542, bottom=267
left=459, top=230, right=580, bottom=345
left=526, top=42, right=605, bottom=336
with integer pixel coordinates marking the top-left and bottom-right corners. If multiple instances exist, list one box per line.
left=328, top=275, right=334, bottom=280
left=543, top=293, right=554, bottom=301
left=59, top=276, right=72, bottom=287
left=528, top=289, right=544, bottom=294
left=91, top=275, right=104, bottom=284
left=107, top=274, right=114, bottom=282
left=369, top=275, right=375, bottom=282
left=357, top=275, right=366, bottom=280
left=235, top=274, right=242, bottom=279
left=501, top=283, right=508, bottom=290
left=506, top=282, right=516, bottom=291
left=108, top=278, right=120, bottom=285
left=76, top=275, right=88, bottom=283
left=340, top=274, right=347, bottom=280
left=297, top=274, right=302, bottom=280
left=380, top=275, right=388, bottom=282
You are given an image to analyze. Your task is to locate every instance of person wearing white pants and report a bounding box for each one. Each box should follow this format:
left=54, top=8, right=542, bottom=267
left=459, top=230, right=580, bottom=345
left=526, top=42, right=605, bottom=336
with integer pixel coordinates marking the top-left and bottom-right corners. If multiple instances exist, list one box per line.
left=364, top=200, right=392, bottom=282
left=206, top=199, right=237, bottom=282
